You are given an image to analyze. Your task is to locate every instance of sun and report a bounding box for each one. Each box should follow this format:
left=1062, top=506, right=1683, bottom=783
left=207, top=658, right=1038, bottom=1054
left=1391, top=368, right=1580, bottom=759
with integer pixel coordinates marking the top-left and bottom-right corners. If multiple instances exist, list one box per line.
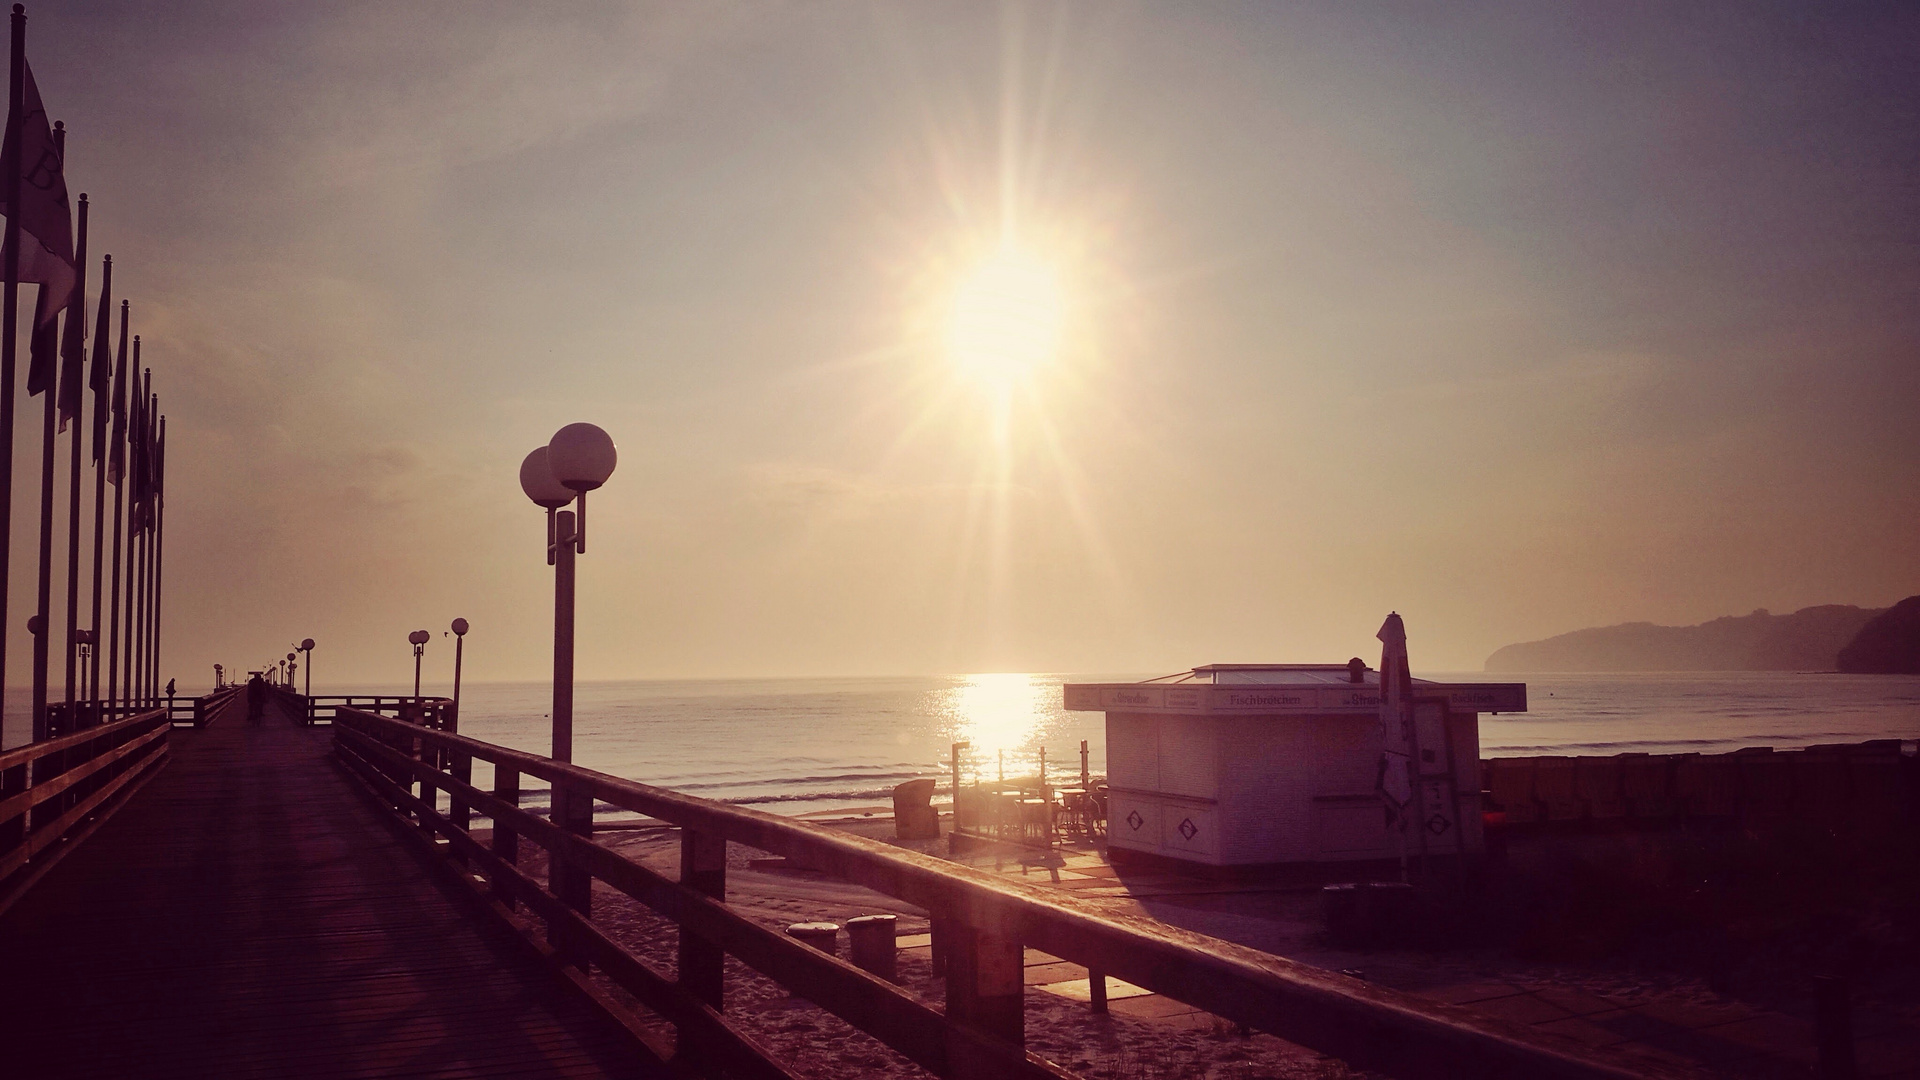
left=945, top=244, right=1064, bottom=389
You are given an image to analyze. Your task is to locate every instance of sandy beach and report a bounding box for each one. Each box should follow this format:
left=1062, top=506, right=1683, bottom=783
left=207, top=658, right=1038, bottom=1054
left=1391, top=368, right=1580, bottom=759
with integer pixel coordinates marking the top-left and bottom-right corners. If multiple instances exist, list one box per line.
left=475, top=806, right=1920, bottom=1079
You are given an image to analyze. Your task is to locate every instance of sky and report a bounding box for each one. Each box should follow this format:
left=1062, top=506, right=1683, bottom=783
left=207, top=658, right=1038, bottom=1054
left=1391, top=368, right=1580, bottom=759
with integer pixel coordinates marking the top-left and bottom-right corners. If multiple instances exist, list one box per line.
left=4, top=0, right=1916, bottom=691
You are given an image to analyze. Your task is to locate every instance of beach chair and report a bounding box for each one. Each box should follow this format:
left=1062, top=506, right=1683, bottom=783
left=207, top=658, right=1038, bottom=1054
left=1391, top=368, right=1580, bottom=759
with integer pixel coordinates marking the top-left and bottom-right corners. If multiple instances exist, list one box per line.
left=1485, top=758, right=1541, bottom=825
left=1619, top=753, right=1676, bottom=821
left=1736, top=747, right=1794, bottom=829
left=1793, top=748, right=1852, bottom=829
left=1576, top=756, right=1628, bottom=821
left=892, top=779, right=940, bottom=840
left=1531, top=757, right=1585, bottom=822
left=1673, top=753, right=1738, bottom=821
left=1846, top=743, right=1908, bottom=834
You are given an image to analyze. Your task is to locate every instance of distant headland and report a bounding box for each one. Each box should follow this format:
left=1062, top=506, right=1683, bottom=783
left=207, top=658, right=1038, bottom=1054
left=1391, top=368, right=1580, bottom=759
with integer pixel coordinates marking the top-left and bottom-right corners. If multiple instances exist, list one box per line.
left=1485, top=598, right=1920, bottom=672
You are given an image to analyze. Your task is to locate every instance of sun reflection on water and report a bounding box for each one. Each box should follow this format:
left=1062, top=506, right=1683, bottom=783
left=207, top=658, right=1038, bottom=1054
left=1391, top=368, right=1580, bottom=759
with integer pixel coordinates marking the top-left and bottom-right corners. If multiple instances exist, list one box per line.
left=937, top=672, right=1055, bottom=782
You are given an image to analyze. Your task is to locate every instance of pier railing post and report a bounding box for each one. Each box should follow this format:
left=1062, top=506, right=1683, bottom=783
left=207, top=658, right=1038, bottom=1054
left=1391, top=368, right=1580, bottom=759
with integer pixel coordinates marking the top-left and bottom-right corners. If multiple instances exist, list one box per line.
left=675, top=828, right=727, bottom=1068
left=446, top=704, right=471, bottom=866
left=943, top=923, right=1024, bottom=1076
left=549, top=779, right=593, bottom=960
left=0, top=759, right=23, bottom=856
left=492, top=765, right=519, bottom=911
left=411, top=719, right=438, bottom=845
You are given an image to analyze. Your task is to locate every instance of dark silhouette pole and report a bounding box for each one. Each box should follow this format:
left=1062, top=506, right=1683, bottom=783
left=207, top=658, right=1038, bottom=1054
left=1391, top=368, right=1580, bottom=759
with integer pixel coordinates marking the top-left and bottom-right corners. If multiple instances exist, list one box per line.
left=104, top=322, right=127, bottom=718
left=85, top=262, right=111, bottom=713
left=30, top=171, right=78, bottom=739
left=299, top=637, right=314, bottom=723
left=140, top=386, right=154, bottom=706
left=61, top=237, right=93, bottom=724
left=125, top=368, right=145, bottom=711
left=551, top=511, right=575, bottom=762
left=450, top=618, right=468, bottom=731
left=1, top=4, right=25, bottom=741
left=409, top=629, right=428, bottom=697
left=151, top=413, right=163, bottom=703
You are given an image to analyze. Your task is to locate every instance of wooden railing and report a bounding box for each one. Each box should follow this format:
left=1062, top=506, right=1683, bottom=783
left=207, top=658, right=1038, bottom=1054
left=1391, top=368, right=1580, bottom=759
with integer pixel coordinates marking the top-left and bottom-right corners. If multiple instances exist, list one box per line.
left=191, top=686, right=244, bottom=728
left=0, top=708, right=171, bottom=917
left=294, top=693, right=455, bottom=728
left=331, top=706, right=1677, bottom=1080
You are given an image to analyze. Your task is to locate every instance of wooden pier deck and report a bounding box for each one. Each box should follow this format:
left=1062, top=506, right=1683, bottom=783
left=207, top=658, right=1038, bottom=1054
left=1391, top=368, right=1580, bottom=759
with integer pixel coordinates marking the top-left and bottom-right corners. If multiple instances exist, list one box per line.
left=0, top=696, right=664, bottom=1080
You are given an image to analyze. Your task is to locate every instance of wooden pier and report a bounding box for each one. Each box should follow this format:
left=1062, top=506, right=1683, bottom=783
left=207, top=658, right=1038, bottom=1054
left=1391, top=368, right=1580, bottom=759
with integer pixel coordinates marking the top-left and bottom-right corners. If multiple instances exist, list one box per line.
left=0, top=689, right=1696, bottom=1080
left=0, top=693, right=663, bottom=1079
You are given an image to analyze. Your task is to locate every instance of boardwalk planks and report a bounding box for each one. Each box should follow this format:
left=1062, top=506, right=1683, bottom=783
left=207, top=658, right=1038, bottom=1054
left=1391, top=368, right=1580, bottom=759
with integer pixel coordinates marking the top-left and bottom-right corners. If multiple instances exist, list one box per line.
left=0, top=696, right=666, bottom=1080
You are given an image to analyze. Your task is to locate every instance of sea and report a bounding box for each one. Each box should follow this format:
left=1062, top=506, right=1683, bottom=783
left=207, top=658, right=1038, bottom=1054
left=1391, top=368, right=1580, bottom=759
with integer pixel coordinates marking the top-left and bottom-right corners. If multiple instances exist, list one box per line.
left=5, top=671, right=1917, bottom=819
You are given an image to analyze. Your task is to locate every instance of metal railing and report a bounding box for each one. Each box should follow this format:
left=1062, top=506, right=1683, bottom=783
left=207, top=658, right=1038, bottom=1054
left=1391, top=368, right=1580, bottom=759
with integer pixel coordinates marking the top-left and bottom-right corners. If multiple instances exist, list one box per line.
left=0, top=708, right=170, bottom=917
left=331, top=706, right=1678, bottom=1080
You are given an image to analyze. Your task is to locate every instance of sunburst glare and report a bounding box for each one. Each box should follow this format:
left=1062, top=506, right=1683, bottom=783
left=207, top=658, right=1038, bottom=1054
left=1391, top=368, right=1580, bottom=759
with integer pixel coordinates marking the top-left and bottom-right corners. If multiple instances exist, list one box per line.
left=945, top=244, right=1064, bottom=390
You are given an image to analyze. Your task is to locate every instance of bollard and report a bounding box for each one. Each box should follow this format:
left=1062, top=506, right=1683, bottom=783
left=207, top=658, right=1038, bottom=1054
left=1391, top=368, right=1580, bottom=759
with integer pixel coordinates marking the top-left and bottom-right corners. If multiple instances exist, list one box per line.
left=1363, top=881, right=1415, bottom=946
left=1322, top=883, right=1361, bottom=946
left=846, top=914, right=898, bottom=981
left=1815, top=975, right=1856, bottom=1080
left=786, top=921, right=840, bottom=957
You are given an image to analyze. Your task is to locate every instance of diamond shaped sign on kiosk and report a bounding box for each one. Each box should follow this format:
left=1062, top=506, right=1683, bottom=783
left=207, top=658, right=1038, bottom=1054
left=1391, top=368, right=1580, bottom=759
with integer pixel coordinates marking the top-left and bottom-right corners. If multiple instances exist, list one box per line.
left=1063, top=626, right=1526, bottom=871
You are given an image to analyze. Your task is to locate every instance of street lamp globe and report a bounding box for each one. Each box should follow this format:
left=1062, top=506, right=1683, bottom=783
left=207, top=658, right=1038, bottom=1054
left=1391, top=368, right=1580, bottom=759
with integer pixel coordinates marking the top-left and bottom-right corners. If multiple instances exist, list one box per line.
left=547, top=423, right=616, bottom=492
left=300, top=638, right=315, bottom=652
left=408, top=629, right=431, bottom=646
left=519, top=447, right=574, bottom=508
left=451, top=618, right=469, bottom=636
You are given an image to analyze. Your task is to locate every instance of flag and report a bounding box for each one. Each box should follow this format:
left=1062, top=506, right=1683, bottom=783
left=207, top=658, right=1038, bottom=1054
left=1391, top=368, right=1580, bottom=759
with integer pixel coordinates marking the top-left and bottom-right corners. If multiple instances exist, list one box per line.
left=132, top=387, right=153, bottom=533
left=107, top=323, right=129, bottom=484
left=89, top=262, right=113, bottom=462
left=0, top=60, right=74, bottom=333
left=57, top=201, right=89, bottom=431
left=26, top=303, right=56, bottom=394
left=128, top=385, right=147, bottom=532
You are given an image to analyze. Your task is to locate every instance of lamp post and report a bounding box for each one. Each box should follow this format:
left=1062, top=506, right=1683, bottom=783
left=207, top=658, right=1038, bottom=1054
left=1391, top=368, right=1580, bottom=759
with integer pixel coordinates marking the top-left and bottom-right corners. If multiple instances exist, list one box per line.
left=450, top=618, right=468, bottom=733
left=408, top=629, right=430, bottom=698
left=298, top=638, right=314, bottom=724
left=520, top=424, right=616, bottom=763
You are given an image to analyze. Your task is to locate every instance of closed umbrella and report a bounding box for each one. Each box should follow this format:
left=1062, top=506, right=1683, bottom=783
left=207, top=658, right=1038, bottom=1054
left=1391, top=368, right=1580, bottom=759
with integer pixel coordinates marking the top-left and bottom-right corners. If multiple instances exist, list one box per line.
left=1375, top=612, right=1417, bottom=877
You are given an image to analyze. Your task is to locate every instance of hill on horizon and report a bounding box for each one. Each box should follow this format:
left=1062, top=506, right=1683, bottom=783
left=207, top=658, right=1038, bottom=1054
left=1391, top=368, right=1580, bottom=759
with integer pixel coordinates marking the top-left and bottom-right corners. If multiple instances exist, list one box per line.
left=1484, top=604, right=1886, bottom=672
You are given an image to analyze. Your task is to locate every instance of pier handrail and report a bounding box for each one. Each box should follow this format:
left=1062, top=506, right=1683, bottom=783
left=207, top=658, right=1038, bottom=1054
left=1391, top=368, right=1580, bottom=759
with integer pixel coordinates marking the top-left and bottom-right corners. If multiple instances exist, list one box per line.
left=297, top=693, right=453, bottom=727
left=0, top=708, right=171, bottom=917
left=332, top=706, right=1680, bottom=1080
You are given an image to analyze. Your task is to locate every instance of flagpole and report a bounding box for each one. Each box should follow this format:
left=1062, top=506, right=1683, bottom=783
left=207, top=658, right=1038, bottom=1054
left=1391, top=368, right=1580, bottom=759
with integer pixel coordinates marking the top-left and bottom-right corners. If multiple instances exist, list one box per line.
left=86, top=260, right=109, bottom=713
left=152, top=413, right=164, bottom=703
left=28, top=128, right=73, bottom=740
left=1, top=4, right=24, bottom=742
left=128, top=380, right=143, bottom=710
left=143, top=382, right=156, bottom=703
left=106, top=329, right=128, bottom=717
left=101, top=311, right=121, bottom=711
left=60, top=203, right=90, bottom=723
left=143, top=398, right=157, bottom=703
left=121, top=351, right=138, bottom=715
left=135, top=372, right=149, bottom=706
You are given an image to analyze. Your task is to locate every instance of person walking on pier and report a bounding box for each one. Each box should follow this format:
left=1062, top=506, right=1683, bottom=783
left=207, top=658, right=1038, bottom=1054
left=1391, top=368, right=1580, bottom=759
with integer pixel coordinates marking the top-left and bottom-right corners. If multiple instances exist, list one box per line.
left=246, top=671, right=265, bottom=723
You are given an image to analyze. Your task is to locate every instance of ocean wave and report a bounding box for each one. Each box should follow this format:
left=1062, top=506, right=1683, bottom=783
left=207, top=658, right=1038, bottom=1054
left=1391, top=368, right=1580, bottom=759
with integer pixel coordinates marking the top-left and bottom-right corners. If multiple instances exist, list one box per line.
left=721, top=787, right=907, bottom=806
left=1484, top=731, right=1915, bottom=754
left=663, top=769, right=937, bottom=793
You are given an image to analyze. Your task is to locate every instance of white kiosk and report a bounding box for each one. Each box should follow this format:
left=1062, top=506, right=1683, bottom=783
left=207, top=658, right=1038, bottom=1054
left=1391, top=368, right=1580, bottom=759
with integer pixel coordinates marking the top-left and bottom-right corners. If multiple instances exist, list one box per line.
left=1063, top=664, right=1527, bottom=870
